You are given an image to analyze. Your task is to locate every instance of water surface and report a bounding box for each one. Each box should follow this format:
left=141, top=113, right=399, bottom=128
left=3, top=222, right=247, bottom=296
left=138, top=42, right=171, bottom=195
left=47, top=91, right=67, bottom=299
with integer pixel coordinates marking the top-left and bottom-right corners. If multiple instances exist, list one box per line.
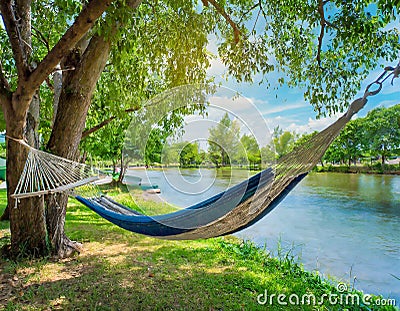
left=126, top=168, right=400, bottom=302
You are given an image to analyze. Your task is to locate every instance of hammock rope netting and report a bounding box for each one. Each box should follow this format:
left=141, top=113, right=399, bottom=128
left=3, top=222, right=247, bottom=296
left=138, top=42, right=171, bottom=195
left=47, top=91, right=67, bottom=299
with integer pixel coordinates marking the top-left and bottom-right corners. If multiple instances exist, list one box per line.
left=11, top=139, right=101, bottom=200
left=9, top=64, right=399, bottom=240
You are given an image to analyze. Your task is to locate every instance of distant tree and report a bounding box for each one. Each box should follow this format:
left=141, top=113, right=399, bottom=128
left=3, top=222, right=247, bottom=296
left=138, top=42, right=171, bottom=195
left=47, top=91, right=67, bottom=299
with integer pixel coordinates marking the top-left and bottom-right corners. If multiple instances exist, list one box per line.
left=144, top=129, right=164, bottom=166
left=80, top=117, right=131, bottom=183
left=179, top=142, right=204, bottom=168
left=340, top=119, right=365, bottom=166
left=208, top=113, right=240, bottom=167
left=162, top=143, right=180, bottom=166
left=208, top=147, right=223, bottom=168
left=323, top=105, right=400, bottom=166
left=260, top=144, right=276, bottom=167
left=237, top=134, right=261, bottom=169
left=364, top=105, right=400, bottom=165
left=324, top=119, right=365, bottom=166
left=323, top=138, right=346, bottom=165
left=271, top=127, right=298, bottom=158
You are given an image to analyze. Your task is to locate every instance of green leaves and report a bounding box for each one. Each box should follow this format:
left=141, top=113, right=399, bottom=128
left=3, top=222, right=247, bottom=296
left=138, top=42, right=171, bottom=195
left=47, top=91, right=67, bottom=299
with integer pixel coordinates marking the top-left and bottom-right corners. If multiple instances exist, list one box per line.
left=178, top=141, right=205, bottom=167
left=208, top=112, right=241, bottom=167
left=324, top=104, right=400, bottom=165
left=0, top=109, right=5, bottom=132
left=363, top=104, right=400, bottom=164
left=216, top=0, right=400, bottom=117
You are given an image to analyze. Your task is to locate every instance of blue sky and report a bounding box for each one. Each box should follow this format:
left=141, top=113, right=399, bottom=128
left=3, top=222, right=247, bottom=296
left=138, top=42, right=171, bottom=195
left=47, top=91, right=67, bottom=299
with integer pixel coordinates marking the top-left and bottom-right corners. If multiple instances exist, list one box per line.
left=175, top=47, right=399, bottom=150
left=205, top=45, right=400, bottom=135
left=202, top=6, right=400, bottom=135
left=200, top=4, right=400, bottom=133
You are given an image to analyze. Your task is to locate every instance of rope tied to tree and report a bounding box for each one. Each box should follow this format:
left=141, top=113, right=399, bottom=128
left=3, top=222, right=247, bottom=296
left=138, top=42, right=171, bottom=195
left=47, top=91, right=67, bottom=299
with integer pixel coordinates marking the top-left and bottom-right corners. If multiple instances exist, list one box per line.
left=346, top=61, right=400, bottom=118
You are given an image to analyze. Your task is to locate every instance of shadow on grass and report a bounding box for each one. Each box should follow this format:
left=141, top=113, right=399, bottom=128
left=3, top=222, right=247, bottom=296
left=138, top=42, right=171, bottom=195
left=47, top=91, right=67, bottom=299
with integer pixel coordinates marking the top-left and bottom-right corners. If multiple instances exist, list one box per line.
left=0, top=238, right=308, bottom=311
left=2, top=227, right=391, bottom=311
left=0, top=191, right=396, bottom=311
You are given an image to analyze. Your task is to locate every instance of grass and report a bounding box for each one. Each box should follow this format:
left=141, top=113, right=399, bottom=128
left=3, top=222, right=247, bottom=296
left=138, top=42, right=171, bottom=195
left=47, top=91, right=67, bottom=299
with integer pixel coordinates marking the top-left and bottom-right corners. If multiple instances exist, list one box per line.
left=0, top=187, right=398, bottom=310
left=97, top=184, right=178, bottom=216
left=0, top=189, right=8, bottom=231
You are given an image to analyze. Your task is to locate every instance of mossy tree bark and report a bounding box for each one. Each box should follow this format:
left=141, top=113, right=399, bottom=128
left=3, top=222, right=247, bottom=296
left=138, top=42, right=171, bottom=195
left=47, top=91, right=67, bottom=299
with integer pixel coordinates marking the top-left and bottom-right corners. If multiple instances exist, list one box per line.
left=0, top=0, right=113, bottom=257
left=45, top=35, right=112, bottom=258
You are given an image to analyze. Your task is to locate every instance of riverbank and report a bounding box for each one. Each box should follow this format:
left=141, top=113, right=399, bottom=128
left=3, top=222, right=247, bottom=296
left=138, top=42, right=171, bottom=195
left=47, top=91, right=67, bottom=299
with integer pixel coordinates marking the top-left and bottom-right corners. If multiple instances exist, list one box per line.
left=315, top=164, right=400, bottom=175
left=143, top=164, right=400, bottom=175
left=0, top=188, right=397, bottom=310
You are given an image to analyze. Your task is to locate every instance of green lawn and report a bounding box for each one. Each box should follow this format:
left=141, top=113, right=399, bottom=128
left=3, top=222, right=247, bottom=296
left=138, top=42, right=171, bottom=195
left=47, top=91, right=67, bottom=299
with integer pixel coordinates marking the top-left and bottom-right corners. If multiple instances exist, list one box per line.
left=0, top=187, right=397, bottom=310
left=0, top=189, right=8, bottom=231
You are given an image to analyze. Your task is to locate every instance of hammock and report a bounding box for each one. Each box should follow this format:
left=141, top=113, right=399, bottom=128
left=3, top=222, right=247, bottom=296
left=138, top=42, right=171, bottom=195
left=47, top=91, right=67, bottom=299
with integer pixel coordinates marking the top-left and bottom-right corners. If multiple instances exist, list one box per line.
left=9, top=65, right=398, bottom=240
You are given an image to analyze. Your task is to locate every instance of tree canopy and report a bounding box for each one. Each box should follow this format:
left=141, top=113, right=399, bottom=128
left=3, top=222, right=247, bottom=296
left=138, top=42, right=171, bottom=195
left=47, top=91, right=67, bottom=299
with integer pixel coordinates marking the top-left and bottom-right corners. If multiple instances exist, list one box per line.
left=324, top=105, right=400, bottom=165
left=208, top=113, right=241, bottom=167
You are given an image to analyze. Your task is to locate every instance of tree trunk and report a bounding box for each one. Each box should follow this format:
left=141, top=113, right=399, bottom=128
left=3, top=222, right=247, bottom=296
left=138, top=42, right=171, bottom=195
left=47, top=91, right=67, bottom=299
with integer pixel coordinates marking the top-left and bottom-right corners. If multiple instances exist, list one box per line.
left=52, top=65, right=62, bottom=126
left=4, top=101, right=47, bottom=257
left=117, top=153, right=128, bottom=184
left=112, top=160, right=117, bottom=175
left=25, top=92, right=40, bottom=148
left=0, top=91, right=40, bottom=222
left=0, top=0, right=114, bottom=258
left=381, top=145, right=386, bottom=166
left=45, top=35, right=111, bottom=258
left=1, top=0, right=48, bottom=257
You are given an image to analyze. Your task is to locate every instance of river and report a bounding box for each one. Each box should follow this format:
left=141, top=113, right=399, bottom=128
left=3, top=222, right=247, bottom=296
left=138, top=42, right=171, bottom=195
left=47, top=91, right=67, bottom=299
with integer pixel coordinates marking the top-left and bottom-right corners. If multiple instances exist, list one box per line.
left=125, top=168, right=400, bottom=303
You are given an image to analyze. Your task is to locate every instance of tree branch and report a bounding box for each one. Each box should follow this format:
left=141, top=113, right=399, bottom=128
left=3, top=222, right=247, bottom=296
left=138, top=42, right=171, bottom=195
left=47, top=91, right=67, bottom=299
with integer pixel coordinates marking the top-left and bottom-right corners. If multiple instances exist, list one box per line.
left=0, top=86, right=12, bottom=108
left=239, top=2, right=260, bottom=24
left=317, top=0, right=326, bottom=66
left=81, top=116, right=117, bottom=138
left=258, top=1, right=268, bottom=22
left=0, top=61, right=11, bottom=92
left=0, top=0, right=30, bottom=79
left=317, top=0, right=338, bottom=66
left=81, top=107, right=138, bottom=139
left=202, top=0, right=241, bottom=44
left=45, top=76, right=54, bottom=92
left=26, top=0, right=115, bottom=97
left=0, top=61, right=12, bottom=107
left=32, top=25, right=50, bottom=53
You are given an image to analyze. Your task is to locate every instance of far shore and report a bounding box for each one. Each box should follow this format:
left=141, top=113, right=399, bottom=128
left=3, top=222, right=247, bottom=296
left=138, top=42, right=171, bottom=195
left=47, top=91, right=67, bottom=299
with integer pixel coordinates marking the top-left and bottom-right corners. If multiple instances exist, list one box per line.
left=314, top=164, right=400, bottom=175
left=125, top=164, right=400, bottom=176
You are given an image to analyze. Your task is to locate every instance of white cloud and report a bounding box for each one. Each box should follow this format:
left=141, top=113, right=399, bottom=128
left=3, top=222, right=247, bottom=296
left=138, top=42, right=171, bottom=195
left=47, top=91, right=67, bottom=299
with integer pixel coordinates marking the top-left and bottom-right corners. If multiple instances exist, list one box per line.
left=178, top=92, right=274, bottom=147
left=207, top=57, right=227, bottom=77
left=379, top=82, right=400, bottom=96
left=261, top=100, right=308, bottom=116
left=375, top=99, right=400, bottom=108
left=286, top=114, right=341, bottom=134
left=248, top=97, right=269, bottom=106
